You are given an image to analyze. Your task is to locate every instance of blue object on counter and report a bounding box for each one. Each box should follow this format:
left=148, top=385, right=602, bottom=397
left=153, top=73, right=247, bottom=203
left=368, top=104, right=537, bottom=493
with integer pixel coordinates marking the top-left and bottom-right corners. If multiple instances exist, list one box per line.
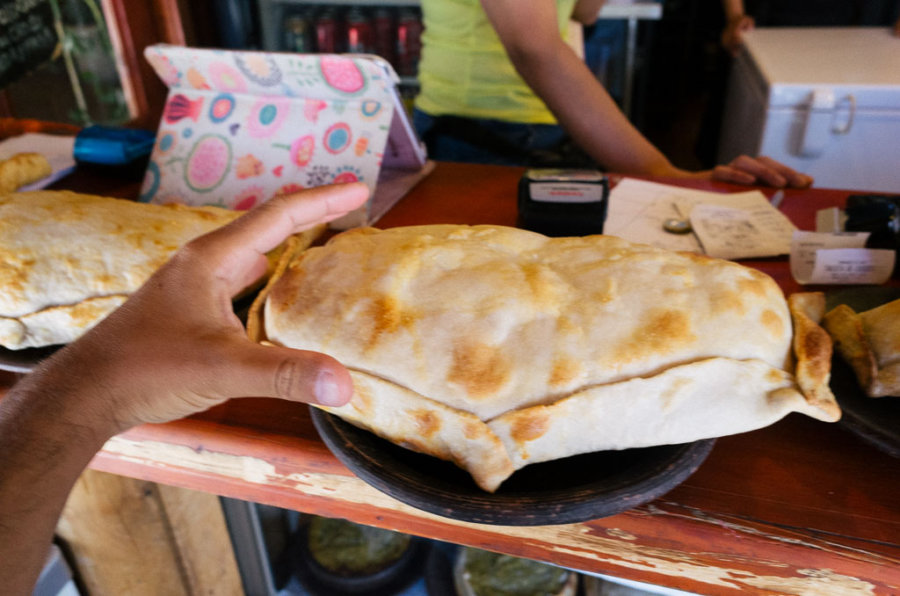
left=73, top=125, right=155, bottom=165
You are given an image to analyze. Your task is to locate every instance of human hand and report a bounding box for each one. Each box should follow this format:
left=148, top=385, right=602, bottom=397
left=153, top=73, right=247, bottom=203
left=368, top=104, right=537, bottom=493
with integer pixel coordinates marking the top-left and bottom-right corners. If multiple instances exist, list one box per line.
left=721, top=15, right=754, bottom=56
left=709, top=155, right=813, bottom=188
left=32, top=183, right=369, bottom=437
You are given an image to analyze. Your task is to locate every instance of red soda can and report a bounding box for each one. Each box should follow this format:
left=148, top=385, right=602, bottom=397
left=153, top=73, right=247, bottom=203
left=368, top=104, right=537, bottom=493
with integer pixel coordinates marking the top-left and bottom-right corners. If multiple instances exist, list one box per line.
left=345, top=8, right=373, bottom=54
left=396, top=9, right=423, bottom=76
left=372, top=8, right=395, bottom=65
left=314, top=9, right=338, bottom=53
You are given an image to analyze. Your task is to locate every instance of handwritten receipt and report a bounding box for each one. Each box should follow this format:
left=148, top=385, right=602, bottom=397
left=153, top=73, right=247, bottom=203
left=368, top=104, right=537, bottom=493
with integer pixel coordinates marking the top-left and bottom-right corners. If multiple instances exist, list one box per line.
left=675, top=193, right=796, bottom=260
left=790, top=231, right=895, bottom=285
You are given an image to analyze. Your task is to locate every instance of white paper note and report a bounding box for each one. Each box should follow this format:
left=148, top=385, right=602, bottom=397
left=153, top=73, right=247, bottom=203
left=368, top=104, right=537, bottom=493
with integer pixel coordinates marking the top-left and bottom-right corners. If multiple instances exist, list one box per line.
left=688, top=203, right=794, bottom=259
left=790, top=231, right=895, bottom=285
left=605, top=179, right=714, bottom=252
left=605, top=178, right=793, bottom=258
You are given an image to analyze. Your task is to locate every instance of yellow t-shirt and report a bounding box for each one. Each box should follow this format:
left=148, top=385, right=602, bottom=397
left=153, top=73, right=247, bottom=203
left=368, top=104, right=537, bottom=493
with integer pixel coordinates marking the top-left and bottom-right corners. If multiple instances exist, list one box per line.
left=415, top=0, right=577, bottom=125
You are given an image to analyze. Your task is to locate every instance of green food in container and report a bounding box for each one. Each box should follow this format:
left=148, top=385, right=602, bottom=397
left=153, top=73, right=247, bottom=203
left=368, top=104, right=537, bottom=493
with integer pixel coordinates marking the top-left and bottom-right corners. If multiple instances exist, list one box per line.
left=306, top=516, right=411, bottom=576
left=456, top=547, right=576, bottom=596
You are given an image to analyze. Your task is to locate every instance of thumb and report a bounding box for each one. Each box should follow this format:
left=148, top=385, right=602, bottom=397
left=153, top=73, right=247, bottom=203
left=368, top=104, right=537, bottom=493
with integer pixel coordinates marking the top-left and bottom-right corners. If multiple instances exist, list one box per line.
left=211, top=343, right=354, bottom=407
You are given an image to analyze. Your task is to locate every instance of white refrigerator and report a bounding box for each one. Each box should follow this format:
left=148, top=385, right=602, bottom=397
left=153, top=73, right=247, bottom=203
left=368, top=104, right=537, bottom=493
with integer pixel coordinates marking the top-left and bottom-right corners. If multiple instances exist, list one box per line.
left=718, top=28, right=900, bottom=193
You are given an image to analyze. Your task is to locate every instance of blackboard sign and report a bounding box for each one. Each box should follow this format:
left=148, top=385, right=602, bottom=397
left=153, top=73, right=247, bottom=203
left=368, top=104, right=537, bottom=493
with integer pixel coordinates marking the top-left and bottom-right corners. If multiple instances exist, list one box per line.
left=0, top=0, right=59, bottom=89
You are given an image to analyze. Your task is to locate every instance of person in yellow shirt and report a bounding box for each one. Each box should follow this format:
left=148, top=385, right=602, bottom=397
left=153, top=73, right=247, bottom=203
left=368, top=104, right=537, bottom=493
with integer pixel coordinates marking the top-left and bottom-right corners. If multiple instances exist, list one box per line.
left=414, top=0, right=813, bottom=188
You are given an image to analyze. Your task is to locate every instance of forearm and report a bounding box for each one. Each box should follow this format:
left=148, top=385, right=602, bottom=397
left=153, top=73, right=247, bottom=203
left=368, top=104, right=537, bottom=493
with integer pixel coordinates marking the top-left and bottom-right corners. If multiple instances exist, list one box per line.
left=511, top=42, right=680, bottom=176
left=0, top=359, right=114, bottom=595
left=571, top=0, right=606, bottom=25
left=722, top=0, right=745, bottom=20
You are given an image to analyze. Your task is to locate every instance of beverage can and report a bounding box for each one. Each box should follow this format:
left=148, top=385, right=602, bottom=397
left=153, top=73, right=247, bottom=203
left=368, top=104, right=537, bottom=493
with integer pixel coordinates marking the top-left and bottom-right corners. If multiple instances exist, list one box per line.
left=345, top=8, right=373, bottom=54
left=283, top=14, right=312, bottom=53
left=314, top=9, right=339, bottom=53
left=396, top=9, right=423, bottom=77
left=372, top=8, right=395, bottom=65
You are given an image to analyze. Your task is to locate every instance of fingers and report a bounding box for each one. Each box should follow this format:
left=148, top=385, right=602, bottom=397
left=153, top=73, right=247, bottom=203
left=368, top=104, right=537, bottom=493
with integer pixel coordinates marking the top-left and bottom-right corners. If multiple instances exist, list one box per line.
left=731, top=155, right=788, bottom=187
left=180, top=183, right=369, bottom=294
left=203, top=182, right=369, bottom=257
left=756, top=156, right=813, bottom=188
left=713, top=155, right=814, bottom=188
left=711, top=164, right=756, bottom=185
left=208, top=342, right=354, bottom=407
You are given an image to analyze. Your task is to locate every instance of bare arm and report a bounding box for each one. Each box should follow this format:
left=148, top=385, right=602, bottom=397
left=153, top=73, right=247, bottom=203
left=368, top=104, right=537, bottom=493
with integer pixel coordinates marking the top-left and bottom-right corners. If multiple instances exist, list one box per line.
left=481, top=0, right=811, bottom=187
left=571, top=0, right=606, bottom=25
left=0, top=183, right=369, bottom=595
left=481, top=0, right=680, bottom=177
left=720, top=0, right=754, bottom=55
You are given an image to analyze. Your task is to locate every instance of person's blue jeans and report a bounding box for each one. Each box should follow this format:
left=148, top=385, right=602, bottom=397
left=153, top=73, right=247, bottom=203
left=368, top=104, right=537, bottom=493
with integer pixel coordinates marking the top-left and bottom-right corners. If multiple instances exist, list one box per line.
left=413, top=109, right=593, bottom=168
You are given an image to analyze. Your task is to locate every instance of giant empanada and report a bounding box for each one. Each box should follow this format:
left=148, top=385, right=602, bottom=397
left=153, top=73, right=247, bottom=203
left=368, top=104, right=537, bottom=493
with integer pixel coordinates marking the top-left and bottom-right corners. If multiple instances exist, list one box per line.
left=0, top=191, right=323, bottom=350
left=250, top=225, right=840, bottom=492
left=0, top=191, right=246, bottom=349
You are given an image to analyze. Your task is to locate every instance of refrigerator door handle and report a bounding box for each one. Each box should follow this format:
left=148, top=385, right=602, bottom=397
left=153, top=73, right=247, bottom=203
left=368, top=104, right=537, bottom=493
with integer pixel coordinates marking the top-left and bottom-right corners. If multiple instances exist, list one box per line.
left=832, top=94, right=856, bottom=135
left=798, top=88, right=836, bottom=157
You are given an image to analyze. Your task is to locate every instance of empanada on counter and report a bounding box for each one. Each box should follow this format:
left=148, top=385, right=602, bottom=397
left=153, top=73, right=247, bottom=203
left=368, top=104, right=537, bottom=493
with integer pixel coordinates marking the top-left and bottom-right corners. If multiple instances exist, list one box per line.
left=250, top=225, right=841, bottom=492
left=823, top=298, right=900, bottom=398
left=0, top=191, right=323, bottom=350
left=0, top=152, right=52, bottom=194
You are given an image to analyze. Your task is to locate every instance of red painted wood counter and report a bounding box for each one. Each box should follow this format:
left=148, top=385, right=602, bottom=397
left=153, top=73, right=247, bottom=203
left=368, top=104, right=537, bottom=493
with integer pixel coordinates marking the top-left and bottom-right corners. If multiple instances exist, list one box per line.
left=1, top=162, right=898, bottom=594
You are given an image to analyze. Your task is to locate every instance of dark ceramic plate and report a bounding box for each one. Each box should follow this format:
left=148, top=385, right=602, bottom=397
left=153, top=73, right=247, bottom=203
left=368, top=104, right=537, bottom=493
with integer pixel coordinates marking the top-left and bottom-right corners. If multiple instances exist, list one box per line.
left=0, top=345, right=60, bottom=374
left=310, top=407, right=715, bottom=526
left=825, top=286, right=900, bottom=458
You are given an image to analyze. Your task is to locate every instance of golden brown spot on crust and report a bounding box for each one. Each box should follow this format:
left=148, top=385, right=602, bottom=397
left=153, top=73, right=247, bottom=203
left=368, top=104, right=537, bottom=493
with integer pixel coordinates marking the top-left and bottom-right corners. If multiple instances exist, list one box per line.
left=195, top=210, right=220, bottom=221
left=398, top=437, right=436, bottom=457
left=614, top=308, right=696, bottom=364
left=738, top=276, right=771, bottom=298
left=681, top=252, right=718, bottom=266
left=766, top=368, right=787, bottom=384
left=510, top=408, right=550, bottom=443
left=364, top=295, right=418, bottom=349
left=660, top=377, right=692, bottom=412
left=660, top=264, right=694, bottom=283
left=710, top=287, right=744, bottom=316
left=350, top=381, right=374, bottom=415
left=95, top=274, right=117, bottom=287
left=802, top=326, right=832, bottom=378
left=447, top=342, right=511, bottom=398
left=0, top=259, right=30, bottom=296
left=408, top=409, right=442, bottom=439
left=549, top=357, right=581, bottom=387
left=520, top=261, right=564, bottom=307
left=67, top=298, right=117, bottom=327
left=760, top=309, right=785, bottom=339
left=556, top=315, right=580, bottom=335
left=463, top=420, right=485, bottom=440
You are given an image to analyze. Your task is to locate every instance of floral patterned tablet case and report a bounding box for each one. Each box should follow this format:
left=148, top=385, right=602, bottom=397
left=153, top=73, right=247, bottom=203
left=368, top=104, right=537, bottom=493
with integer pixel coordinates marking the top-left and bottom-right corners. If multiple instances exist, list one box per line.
left=140, top=44, right=428, bottom=229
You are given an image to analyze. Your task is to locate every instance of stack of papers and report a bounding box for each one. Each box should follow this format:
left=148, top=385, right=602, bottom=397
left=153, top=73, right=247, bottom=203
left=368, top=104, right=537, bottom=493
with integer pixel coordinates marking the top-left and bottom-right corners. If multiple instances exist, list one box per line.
left=604, top=178, right=795, bottom=259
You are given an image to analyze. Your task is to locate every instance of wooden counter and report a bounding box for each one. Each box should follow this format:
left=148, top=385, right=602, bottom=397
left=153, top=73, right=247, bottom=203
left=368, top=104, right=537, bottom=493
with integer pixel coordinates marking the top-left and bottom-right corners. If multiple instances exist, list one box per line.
left=2, top=162, right=898, bottom=595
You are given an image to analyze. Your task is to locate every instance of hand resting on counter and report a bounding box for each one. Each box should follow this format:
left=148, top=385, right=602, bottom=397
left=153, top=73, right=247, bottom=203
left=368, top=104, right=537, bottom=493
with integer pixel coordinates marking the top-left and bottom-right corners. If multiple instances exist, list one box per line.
left=695, top=154, right=814, bottom=189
